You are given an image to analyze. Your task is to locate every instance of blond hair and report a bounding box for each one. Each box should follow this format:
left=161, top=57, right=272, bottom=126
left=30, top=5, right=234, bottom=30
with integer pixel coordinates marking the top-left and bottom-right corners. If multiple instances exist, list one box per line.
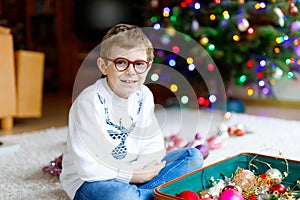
left=100, top=24, right=154, bottom=62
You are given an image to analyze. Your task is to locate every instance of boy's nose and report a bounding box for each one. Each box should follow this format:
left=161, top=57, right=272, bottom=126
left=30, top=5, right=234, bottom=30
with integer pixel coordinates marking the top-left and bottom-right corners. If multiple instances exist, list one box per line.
left=126, top=64, right=136, bottom=75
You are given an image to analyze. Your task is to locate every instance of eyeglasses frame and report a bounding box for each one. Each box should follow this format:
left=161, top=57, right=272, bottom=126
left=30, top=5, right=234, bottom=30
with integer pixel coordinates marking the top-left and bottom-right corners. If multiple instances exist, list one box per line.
left=103, top=57, right=151, bottom=74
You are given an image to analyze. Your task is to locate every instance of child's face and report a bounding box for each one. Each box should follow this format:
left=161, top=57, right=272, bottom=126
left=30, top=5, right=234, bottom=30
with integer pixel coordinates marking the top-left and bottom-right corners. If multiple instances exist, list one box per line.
left=98, top=46, right=151, bottom=99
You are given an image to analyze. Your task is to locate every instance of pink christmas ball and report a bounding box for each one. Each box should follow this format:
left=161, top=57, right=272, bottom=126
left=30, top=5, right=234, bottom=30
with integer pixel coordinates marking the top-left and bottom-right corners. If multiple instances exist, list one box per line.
left=219, top=189, right=244, bottom=200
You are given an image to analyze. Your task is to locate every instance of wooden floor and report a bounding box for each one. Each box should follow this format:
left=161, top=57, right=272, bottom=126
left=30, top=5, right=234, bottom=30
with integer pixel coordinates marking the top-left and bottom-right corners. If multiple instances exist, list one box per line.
left=0, top=92, right=71, bottom=136
left=1, top=92, right=300, bottom=136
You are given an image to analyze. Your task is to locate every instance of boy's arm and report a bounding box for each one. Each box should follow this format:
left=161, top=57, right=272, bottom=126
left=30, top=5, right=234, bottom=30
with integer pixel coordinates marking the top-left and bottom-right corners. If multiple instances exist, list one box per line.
left=130, top=160, right=166, bottom=184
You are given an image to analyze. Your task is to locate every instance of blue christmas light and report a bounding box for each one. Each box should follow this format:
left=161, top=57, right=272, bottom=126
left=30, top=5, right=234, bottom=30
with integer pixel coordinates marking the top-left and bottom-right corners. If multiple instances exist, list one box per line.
left=153, top=23, right=161, bottom=30
left=168, top=59, right=176, bottom=67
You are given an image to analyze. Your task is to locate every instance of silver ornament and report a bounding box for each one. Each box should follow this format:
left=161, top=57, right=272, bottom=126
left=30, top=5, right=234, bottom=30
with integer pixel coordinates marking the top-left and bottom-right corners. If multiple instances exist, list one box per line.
left=265, top=168, right=283, bottom=183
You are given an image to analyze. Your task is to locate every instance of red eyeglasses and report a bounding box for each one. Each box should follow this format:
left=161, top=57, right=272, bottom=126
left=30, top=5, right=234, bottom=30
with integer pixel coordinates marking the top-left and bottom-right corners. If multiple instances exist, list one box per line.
left=104, top=57, right=150, bottom=74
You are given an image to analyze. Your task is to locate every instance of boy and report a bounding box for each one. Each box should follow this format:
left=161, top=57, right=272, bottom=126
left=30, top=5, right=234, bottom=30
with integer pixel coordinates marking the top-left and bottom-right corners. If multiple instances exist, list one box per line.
left=60, top=24, right=203, bottom=200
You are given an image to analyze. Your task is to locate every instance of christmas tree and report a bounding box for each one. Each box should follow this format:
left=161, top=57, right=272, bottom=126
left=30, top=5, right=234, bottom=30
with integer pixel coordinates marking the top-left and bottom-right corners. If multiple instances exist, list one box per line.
left=145, top=0, right=300, bottom=100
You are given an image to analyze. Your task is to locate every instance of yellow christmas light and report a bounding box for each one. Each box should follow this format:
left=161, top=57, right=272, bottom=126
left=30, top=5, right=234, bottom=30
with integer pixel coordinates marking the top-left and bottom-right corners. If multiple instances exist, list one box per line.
left=163, top=7, right=170, bottom=17
left=200, top=37, right=209, bottom=45
left=254, top=3, right=261, bottom=9
left=166, top=26, right=176, bottom=37
left=163, top=12, right=169, bottom=17
left=222, top=10, right=230, bottom=20
left=170, top=84, right=178, bottom=92
left=209, top=14, right=216, bottom=21
left=275, top=37, right=283, bottom=44
left=233, top=34, right=240, bottom=41
left=187, top=57, right=193, bottom=64
left=247, top=88, right=254, bottom=96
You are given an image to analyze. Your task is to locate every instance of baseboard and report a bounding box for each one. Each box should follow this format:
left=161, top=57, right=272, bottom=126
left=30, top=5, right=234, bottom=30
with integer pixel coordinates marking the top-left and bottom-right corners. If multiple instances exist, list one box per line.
left=237, top=97, right=300, bottom=108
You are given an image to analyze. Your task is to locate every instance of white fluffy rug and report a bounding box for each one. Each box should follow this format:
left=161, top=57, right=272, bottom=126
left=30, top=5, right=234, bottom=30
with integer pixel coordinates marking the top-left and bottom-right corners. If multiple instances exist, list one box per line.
left=0, top=127, right=69, bottom=200
left=1, top=108, right=300, bottom=200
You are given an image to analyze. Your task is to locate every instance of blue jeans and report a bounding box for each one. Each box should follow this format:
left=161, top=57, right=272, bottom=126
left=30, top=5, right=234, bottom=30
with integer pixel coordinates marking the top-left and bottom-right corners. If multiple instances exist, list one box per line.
left=74, top=148, right=203, bottom=200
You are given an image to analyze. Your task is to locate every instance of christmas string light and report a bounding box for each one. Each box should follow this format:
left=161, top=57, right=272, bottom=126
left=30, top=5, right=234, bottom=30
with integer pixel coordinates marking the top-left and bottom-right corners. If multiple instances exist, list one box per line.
left=148, top=0, right=300, bottom=98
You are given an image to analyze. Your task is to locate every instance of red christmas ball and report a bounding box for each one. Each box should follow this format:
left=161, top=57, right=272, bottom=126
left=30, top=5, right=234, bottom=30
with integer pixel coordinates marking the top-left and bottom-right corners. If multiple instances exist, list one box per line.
left=259, top=174, right=267, bottom=179
left=289, top=4, right=299, bottom=15
left=177, top=190, right=201, bottom=200
left=272, top=183, right=287, bottom=194
left=249, top=196, right=257, bottom=200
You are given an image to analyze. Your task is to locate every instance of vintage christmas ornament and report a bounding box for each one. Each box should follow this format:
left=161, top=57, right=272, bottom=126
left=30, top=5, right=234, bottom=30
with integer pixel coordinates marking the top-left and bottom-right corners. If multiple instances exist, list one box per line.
left=189, top=133, right=203, bottom=147
left=265, top=168, right=283, bottom=183
left=195, top=144, right=210, bottom=159
left=248, top=195, right=256, bottom=200
left=206, top=135, right=222, bottom=150
left=223, top=185, right=239, bottom=192
left=233, top=168, right=256, bottom=191
left=227, top=124, right=247, bottom=136
left=208, top=179, right=226, bottom=198
left=237, top=18, right=249, bottom=32
left=219, top=189, right=244, bottom=200
left=198, top=190, right=211, bottom=199
left=274, top=7, right=284, bottom=27
left=291, top=21, right=300, bottom=31
left=288, top=3, right=299, bottom=15
left=224, top=112, right=232, bottom=120
left=271, top=183, right=287, bottom=194
left=258, top=173, right=274, bottom=186
left=177, top=190, right=200, bottom=200
left=218, top=124, right=229, bottom=139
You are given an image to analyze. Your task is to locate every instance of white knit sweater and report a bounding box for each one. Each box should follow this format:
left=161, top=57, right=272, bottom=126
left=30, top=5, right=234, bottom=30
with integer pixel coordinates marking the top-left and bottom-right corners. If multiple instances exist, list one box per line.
left=60, top=78, right=166, bottom=199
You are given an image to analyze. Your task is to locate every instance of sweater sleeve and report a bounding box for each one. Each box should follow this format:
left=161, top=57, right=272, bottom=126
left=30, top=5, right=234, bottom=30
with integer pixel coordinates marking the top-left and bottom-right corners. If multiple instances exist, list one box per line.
left=67, top=88, right=133, bottom=183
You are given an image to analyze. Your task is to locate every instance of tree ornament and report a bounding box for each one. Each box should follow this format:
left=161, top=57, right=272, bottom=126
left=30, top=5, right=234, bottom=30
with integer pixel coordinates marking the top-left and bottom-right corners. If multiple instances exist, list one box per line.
left=288, top=3, right=299, bottom=15
left=265, top=168, right=283, bottom=183
left=206, top=134, right=222, bottom=150
left=249, top=195, right=257, bottom=200
left=209, top=180, right=226, bottom=198
left=219, top=189, right=244, bottom=200
left=195, top=144, right=210, bottom=159
left=177, top=190, right=201, bottom=200
left=271, top=183, right=287, bottom=194
left=223, top=185, right=240, bottom=193
left=199, top=190, right=212, bottom=199
left=192, top=19, right=200, bottom=31
left=237, top=18, right=249, bottom=32
left=274, top=7, right=285, bottom=27
left=291, top=21, right=300, bottom=31
left=233, top=168, right=256, bottom=195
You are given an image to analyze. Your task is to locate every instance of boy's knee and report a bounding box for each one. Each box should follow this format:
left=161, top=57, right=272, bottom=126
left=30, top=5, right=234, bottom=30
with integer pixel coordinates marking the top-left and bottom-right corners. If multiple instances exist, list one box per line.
left=187, top=147, right=203, bottom=168
left=187, top=147, right=202, bottom=159
left=109, top=189, right=140, bottom=200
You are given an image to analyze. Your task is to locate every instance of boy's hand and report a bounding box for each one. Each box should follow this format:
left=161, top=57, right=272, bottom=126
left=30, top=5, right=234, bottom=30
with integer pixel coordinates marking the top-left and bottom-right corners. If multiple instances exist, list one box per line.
left=130, top=160, right=166, bottom=184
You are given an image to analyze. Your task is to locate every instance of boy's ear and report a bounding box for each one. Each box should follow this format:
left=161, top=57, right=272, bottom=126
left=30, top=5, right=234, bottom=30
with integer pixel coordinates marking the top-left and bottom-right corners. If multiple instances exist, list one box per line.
left=97, top=57, right=108, bottom=75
